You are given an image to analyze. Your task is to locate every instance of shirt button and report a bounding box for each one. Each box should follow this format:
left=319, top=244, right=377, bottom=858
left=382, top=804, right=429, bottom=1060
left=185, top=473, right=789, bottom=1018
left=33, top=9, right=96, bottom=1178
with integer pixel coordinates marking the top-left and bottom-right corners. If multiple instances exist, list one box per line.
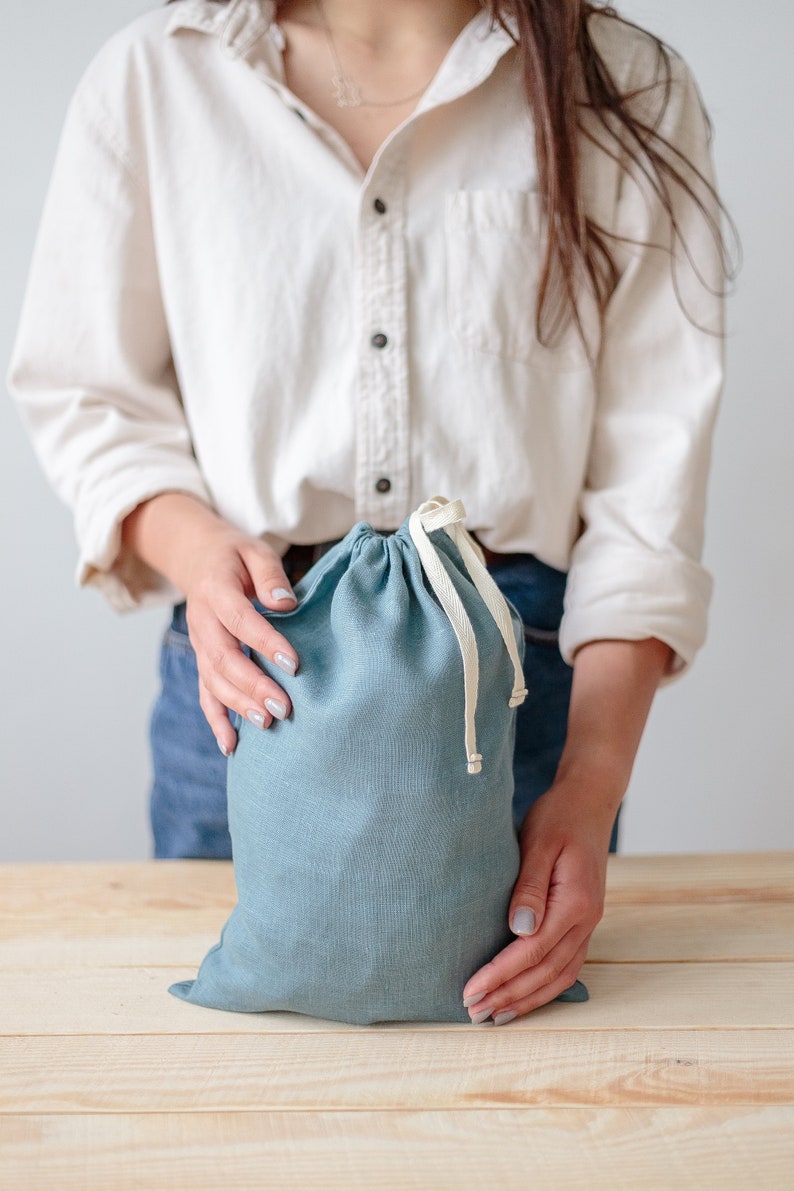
left=373, top=197, right=387, bottom=214
left=371, top=332, right=388, bottom=349
left=375, top=477, right=392, bottom=494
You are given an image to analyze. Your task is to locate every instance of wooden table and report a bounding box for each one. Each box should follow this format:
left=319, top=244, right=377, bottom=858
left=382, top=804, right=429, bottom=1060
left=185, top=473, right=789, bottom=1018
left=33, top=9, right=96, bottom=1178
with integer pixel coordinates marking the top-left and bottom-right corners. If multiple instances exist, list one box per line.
left=1, top=852, right=793, bottom=1189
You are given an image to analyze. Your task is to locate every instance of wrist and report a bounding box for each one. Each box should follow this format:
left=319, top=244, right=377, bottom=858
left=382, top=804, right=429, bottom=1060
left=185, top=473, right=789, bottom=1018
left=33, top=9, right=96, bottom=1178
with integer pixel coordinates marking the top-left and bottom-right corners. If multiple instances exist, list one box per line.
left=121, top=491, right=233, bottom=594
left=526, top=769, right=623, bottom=849
left=551, top=753, right=629, bottom=815
left=550, top=636, right=671, bottom=815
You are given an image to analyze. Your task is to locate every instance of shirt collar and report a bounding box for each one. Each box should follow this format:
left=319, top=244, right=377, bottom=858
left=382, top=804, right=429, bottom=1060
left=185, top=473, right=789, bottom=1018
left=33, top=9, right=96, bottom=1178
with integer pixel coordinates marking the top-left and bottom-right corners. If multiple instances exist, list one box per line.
left=165, top=0, right=517, bottom=92
left=415, top=10, right=518, bottom=112
left=165, top=0, right=273, bottom=56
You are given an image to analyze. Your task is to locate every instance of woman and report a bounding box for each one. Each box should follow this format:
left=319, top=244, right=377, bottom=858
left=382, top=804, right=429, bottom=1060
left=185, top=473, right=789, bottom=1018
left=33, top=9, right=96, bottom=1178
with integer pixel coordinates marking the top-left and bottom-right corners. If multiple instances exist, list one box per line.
left=6, top=0, right=735, bottom=1024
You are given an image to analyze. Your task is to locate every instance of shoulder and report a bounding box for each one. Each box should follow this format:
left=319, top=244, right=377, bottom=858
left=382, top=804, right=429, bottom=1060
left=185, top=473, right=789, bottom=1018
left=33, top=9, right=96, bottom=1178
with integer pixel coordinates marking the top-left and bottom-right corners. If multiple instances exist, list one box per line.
left=66, top=3, right=230, bottom=124
left=584, top=10, right=709, bottom=152
left=70, top=8, right=172, bottom=100
left=586, top=10, right=696, bottom=101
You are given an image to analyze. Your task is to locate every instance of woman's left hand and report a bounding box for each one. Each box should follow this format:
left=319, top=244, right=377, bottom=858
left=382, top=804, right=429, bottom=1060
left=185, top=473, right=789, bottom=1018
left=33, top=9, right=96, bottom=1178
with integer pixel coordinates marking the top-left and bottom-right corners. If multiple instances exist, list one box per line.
left=461, top=778, right=619, bottom=1024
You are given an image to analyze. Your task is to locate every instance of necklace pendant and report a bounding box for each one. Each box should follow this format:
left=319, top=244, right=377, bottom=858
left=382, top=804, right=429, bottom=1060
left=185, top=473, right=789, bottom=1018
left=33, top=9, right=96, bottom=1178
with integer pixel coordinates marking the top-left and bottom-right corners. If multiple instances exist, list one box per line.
left=331, top=73, right=362, bottom=109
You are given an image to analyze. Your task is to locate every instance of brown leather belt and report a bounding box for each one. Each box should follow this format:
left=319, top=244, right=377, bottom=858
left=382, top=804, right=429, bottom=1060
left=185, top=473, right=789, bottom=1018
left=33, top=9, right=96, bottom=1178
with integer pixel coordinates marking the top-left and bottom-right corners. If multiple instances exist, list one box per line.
left=281, top=539, right=348, bottom=584
left=282, top=533, right=528, bottom=585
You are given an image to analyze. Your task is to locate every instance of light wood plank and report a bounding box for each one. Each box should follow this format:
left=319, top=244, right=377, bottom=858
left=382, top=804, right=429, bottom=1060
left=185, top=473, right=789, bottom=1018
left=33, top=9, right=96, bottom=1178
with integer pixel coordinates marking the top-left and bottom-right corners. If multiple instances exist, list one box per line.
left=3, top=901, right=793, bottom=966
left=1, top=1030, right=792, bottom=1113
left=2, top=853, right=793, bottom=925
left=0, top=934, right=223, bottom=967
left=2, top=963, right=794, bottom=1035
left=603, top=851, right=794, bottom=903
left=1, top=1108, right=792, bottom=1190
left=588, top=902, right=794, bottom=962
left=0, top=861, right=236, bottom=921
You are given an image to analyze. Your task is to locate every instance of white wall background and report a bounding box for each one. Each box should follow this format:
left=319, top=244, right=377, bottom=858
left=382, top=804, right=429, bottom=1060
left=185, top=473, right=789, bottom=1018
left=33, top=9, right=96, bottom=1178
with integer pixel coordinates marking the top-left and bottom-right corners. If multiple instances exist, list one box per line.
left=1, top=1, right=791, bottom=860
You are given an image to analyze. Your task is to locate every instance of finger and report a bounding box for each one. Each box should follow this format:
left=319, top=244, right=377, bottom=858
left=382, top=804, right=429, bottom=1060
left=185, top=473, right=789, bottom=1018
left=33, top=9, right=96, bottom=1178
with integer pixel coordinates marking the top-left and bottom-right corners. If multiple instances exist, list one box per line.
left=462, top=864, right=586, bottom=1004
left=469, top=936, right=591, bottom=1026
left=240, top=540, right=299, bottom=612
left=200, top=670, right=275, bottom=732
left=467, top=923, right=589, bottom=1021
left=462, top=933, right=551, bottom=1007
left=507, top=827, right=562, bottom=940
left=212, top=593, right=300, bottom=678
left=462, top=925, right=560, bottom=1007
left=195, top=619, right=293, bottom=722
left=198, top=681, right=243, bottom=756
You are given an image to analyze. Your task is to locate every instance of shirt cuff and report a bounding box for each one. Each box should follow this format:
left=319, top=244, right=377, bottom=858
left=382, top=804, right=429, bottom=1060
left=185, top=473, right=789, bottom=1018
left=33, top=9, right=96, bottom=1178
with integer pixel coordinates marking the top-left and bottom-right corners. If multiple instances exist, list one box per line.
left=559, top=550, right=714, bottom=685
left=75, top=470, right=214, bottom=612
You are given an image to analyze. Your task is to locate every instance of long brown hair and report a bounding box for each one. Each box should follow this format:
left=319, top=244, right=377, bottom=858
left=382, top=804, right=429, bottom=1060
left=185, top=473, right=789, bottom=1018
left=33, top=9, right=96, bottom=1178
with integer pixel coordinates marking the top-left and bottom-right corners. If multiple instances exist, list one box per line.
left=165, top=0, right=739, bottom=357
left=491, top=0, right=738, bottom=355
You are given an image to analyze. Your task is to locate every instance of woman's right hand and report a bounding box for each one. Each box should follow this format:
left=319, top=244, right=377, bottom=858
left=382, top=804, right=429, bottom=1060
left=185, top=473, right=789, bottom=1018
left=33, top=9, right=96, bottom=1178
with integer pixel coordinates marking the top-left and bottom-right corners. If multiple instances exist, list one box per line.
left=121, top=492, right=300, bottom=756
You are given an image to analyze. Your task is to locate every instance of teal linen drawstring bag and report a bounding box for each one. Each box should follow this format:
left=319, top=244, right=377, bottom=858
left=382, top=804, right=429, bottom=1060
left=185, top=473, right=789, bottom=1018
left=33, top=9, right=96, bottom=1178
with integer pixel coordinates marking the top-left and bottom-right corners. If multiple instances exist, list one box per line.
left=168, top=496, right=578, bottom=1024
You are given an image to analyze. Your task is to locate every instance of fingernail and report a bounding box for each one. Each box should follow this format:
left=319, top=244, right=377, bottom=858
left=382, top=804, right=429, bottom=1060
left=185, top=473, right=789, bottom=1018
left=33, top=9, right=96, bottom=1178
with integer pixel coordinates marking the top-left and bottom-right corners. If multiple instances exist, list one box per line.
left=469, top=1007, right=493, bottom=1025
left=463, top=991, right=487, bottom=1008
left=217, top=739, right=231, bottom=757
left=511, top=907, right=536, bottom=935
left=274, top=652, right=297, bottom=675
left=246, top=709, right=266, bottom=729
left=493, top=1010, right=517, bottom=1026
left=264, top=698, right=287, bottom=721
left=272, top=586, right=296, bottom=603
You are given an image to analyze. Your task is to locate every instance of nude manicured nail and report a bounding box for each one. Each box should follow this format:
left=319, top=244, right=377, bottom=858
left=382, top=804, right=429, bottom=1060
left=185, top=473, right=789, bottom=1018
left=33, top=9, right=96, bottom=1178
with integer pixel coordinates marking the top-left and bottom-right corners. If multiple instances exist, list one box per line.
left=246, top=710, right=266, bottom=729
left=463, top=991, right=487, bottom=1008
left=271, top=586, right=296, bottom=603
left=469, top=1007, right=493, bottom=1025
left=493, top=1010, right=517, bottom=1026
left=274, top=652, right=297, bottom=675
left=217, top=739, right=231, bottom=757
left=265, top=698, right=287, bottom=721
left=511, top=907, right=536, bottom=935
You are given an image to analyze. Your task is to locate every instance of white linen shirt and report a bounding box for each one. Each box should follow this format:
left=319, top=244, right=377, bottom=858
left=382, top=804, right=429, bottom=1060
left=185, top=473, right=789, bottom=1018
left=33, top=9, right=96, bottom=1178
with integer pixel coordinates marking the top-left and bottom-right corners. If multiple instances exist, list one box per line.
left=5, top=0, right=725, bottom=678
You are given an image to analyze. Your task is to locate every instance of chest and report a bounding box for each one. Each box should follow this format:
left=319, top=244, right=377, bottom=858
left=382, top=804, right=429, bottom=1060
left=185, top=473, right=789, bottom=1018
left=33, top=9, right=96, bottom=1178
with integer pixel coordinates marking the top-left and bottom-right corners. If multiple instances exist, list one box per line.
left=289, top=96, right=412, bottom=175
left=272, top=20, right=454, bottom=174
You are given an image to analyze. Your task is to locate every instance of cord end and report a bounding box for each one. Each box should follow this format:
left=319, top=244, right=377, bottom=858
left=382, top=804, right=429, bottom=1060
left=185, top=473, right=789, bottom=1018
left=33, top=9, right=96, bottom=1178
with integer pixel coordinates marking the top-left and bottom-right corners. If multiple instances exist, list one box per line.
left=467, top=753, right=483, bottom=775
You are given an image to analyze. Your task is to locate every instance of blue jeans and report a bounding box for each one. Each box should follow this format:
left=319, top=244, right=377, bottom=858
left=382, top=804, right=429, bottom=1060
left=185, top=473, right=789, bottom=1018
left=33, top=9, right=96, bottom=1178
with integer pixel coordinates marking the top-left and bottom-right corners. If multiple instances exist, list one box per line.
left=148, top=554, right=621, bottom=858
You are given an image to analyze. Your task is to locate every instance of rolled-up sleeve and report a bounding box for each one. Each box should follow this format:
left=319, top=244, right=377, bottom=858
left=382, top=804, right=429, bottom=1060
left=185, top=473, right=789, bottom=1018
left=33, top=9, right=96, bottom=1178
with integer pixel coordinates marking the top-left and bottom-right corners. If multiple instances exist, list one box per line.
left=5, top=75, right=213, bottom=612
left=559, top=53, right=726, bottom=682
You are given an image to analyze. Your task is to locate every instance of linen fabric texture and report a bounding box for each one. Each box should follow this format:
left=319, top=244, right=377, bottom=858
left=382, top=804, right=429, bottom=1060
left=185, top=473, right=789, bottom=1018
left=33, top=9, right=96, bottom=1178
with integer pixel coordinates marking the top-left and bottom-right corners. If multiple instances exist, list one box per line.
left=169, top=498, right=567, bottom=1025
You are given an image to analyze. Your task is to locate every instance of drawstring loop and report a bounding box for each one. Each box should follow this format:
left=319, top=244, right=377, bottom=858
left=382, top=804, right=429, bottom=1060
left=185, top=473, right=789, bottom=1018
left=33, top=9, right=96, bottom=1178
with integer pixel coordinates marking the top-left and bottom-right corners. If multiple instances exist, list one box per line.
left=408, top=496, right=527, bottom=774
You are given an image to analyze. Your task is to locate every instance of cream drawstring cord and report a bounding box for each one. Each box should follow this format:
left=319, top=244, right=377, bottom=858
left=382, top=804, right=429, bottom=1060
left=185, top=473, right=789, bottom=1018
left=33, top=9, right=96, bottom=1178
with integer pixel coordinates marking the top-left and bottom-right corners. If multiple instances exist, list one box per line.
left=408, top=496, right=528, bottom=774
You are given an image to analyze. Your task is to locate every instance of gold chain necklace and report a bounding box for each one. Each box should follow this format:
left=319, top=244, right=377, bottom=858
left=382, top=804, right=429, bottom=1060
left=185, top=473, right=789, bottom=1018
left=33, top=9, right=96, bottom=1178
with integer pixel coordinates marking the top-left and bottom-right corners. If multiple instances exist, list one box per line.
left=312, top=0, right=437, bottom=109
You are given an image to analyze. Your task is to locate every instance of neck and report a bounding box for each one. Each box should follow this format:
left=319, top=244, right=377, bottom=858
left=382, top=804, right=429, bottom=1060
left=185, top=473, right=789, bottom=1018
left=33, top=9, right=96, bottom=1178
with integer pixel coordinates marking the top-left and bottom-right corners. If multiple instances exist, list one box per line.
left=283, top=0, right=483, bottom=51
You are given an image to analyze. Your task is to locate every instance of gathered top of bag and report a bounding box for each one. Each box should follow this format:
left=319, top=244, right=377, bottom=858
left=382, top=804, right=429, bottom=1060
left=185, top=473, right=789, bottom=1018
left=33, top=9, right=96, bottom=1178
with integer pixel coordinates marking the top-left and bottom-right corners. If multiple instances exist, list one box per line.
left=409, top=496, right=527, bottom=773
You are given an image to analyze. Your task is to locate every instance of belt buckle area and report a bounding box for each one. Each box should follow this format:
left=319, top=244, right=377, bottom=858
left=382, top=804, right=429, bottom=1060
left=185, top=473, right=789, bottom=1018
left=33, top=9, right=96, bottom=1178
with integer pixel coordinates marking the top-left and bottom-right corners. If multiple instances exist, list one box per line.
left=282, top=539, right=340, bottom=585
left=470, top=533, right=528, bottom=569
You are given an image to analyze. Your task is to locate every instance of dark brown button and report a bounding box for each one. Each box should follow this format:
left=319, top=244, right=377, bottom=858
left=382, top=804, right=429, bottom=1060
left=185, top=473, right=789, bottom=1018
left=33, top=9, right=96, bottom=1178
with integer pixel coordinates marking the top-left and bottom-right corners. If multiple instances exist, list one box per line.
left=373, top=197, right=387, bottom=214
left=371, top=332, right=388, bottom=349
left=375, top=477, right=392, bottom=493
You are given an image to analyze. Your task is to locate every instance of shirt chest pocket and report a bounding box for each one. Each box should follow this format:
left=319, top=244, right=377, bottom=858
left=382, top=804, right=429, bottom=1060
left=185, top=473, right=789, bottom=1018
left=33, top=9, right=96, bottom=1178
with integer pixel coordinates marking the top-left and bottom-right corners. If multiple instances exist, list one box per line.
left=444, top=189, right=591, bottom=372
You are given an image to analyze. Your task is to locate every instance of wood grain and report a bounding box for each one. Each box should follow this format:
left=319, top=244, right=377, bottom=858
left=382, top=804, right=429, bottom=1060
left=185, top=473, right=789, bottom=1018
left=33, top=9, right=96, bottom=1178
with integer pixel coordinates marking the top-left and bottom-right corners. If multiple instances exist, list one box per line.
left=2, top=853, right=793, bottom=1190
left=0, top=861, right=237, bottom=920
left=2, top=962, right=794, bottom=1034
left=602, top=851, right=794, bottom=902
left=2, top=901, right=793, bottom=965
left=1, top=1108, right=793, bottom=1191
left=1, top=1030, right=792, bottom=1112
left=2, top=852, right=793, bottom=919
